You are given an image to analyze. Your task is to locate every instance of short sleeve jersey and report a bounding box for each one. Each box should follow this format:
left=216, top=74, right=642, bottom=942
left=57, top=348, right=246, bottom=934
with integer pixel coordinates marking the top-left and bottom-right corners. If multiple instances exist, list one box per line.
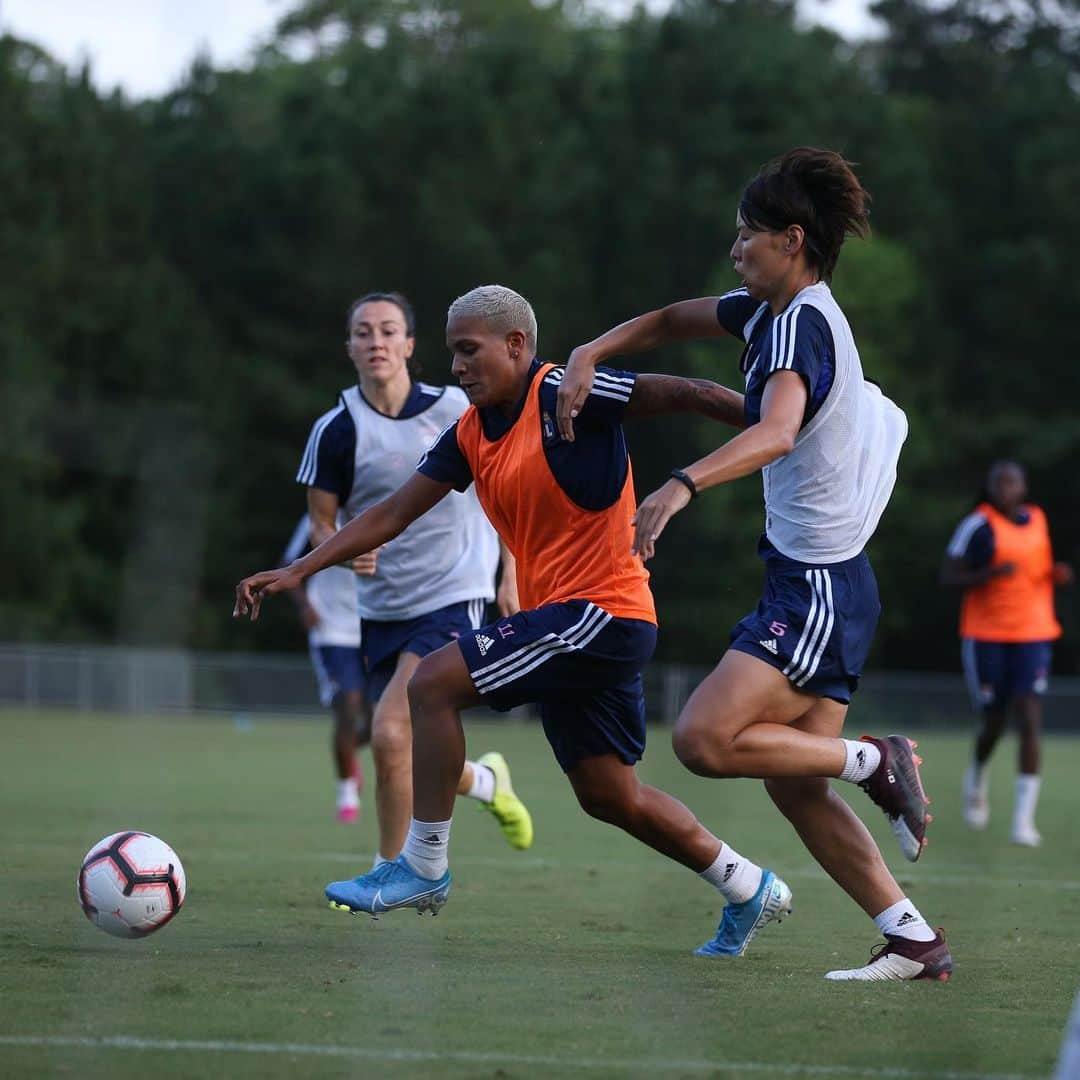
left=715, top=286, right=835, bottom=428
left=418, top=358, right=635, bottom=511
left=946, top=510, right=1014, bottom=571
left=296, top=380, right=499, bottom=621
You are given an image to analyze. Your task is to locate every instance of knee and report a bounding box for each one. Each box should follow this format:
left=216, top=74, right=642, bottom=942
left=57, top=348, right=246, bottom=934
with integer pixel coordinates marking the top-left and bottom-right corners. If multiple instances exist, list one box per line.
left=406, top=658, right=442, bottom=712
left=573, top=782, right=637, bottom=828
left=370, top=710, right=410, bottom=763
left=672, top=721, right=734, bottom=777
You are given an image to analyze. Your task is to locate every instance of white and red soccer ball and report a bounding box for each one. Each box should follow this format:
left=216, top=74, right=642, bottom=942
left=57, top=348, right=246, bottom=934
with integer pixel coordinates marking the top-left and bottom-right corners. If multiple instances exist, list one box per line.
left=77, top=831, right=186, bottom=939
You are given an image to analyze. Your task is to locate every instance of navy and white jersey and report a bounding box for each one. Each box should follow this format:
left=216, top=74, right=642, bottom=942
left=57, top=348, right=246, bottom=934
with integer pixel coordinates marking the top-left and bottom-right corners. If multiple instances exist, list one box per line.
left=946, top=508, right=1031, bottom=569
left=296, top=382, right=499, bottom=621
left=281, top=515, right=361, bottom=648
left=715, top=283, right=908, bottom=563
left=416, top=358, right=636, bottom=511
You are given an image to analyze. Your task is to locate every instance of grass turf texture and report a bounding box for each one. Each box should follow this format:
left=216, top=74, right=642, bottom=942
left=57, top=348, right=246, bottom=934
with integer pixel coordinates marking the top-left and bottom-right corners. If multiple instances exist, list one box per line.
left=1, top=708, right=1077, bottom=1079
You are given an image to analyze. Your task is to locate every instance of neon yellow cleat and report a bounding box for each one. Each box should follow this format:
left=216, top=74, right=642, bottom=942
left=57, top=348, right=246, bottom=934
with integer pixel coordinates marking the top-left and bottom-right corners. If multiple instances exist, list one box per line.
left=476, top=751, right=534, bottom=850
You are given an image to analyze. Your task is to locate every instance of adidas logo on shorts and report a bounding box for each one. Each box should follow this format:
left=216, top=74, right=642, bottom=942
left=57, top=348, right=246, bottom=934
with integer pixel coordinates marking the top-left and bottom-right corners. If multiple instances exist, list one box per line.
left=475, top=633, right=496, bottom=656
left=759, top=639, right=778, bottom=655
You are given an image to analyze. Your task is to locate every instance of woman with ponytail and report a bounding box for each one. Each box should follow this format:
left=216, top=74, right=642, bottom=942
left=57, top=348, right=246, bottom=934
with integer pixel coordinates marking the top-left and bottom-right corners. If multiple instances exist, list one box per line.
left=558, top=148, right=950, bottom=982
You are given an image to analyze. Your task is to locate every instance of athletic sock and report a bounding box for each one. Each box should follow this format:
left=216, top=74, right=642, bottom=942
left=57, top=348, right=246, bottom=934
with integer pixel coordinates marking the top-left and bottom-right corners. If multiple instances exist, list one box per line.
left=838, top=738, right=882, bottom=783
left=964, top=760, right=988, bottom=799
left=401, top=817, right=452, bottom=880
left=337, top=777, right=359, bottom=809
left=698, top=844, right=764, bottom=905
left=1014, top=773, right=1041, bottom=829
left=874, top=898, right=936, bottom=942
left=464, top=762, right=496, bottom=803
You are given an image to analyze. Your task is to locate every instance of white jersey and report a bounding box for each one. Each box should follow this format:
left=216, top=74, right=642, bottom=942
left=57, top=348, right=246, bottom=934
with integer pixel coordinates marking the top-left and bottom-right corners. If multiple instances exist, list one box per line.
left=719, top=282, right=908, bottom=564
left=297, top=382, right=500, bottom=621
left=281, top=515, right=361, bottom=648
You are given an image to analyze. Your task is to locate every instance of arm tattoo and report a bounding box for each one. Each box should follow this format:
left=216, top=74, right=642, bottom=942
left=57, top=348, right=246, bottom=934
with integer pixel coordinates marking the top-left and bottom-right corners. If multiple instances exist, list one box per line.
left=626, top=373, right=746, bottom=428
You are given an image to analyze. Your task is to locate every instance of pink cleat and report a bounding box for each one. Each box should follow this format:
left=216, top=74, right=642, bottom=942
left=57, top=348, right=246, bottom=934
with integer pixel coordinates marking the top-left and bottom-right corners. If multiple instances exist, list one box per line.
left=336, top=805, right=359, bottom=824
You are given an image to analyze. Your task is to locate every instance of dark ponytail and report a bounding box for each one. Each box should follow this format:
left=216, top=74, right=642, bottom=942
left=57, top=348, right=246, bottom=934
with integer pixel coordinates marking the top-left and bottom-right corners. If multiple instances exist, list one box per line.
left=738, top=147, right=870, bottom=281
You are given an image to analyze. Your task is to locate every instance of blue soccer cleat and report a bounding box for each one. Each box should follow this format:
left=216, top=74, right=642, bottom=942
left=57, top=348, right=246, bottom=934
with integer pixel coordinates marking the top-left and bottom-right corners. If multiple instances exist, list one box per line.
left=326, top=855, right=452, bottom=918
left=694, top=869, right=793, bottom=957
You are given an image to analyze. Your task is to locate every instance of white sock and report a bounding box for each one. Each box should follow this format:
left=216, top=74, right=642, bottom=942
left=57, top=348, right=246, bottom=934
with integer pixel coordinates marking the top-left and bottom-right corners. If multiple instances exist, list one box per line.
left=337, top=778, right=359, bottom=809
left=401, top=818, right=452, bottom=880
left=464, top=762, right=496, bottom=803
left=964, top=760, right=988, bottom=798
left=698, top=844, right=764, bottom=905
left=372, top=852, right=391, bottom=869
left=1014, top=774, right=1041, bottom=829
left=874, top=898, right=936, bottom=942
left=838, top=739, right=881, bottom=783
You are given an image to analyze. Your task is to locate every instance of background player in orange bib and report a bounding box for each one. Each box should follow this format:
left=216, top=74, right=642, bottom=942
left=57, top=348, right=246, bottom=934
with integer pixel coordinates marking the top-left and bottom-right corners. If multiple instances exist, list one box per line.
left=941, top=460, right=1074, bottom=845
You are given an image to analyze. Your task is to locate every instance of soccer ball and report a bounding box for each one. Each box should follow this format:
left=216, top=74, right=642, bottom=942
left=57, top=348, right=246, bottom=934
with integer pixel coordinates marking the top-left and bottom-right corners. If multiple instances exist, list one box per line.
left=77, top=831, right=186, bottom=939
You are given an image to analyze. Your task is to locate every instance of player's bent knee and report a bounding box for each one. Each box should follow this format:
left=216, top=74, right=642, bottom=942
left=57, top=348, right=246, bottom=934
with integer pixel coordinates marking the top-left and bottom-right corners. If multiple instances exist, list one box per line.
left=574, top=786, right=635, bottom=827
left=370, top=716, right=411, bottom=763
left=671, top=724, right=735, bottom=777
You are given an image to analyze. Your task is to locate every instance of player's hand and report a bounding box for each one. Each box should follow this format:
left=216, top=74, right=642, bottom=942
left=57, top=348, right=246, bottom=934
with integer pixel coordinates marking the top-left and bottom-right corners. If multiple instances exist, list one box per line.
left=556, top=347, right=597, bottom=442
left=631, top=479, right=692, bottom=562
left=1054, top=561, right=1076, bottom=586
left=234, top=566, right=303, bottom=621
left=496, top=570, right=520, bottom=617
left=351, top=548, right=379, bottom=576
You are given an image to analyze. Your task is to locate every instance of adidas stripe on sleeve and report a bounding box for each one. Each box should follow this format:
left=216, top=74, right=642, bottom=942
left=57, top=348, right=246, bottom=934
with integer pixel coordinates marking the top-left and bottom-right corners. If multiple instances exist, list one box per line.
left=946, top=512, right=993, bottom=569
left=716, top=287, right=768, bottom=341
left=296, top=404, right=355, bottom=501
left=542, top=364, right=636, bottom=425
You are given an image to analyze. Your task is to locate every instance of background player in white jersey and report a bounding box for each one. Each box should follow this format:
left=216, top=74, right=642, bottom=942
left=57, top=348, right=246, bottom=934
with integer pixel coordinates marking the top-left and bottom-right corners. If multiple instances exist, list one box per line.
left=558, top=148, right=950, bottom=982
left=282, top=514, right=373, bottom=823
left=296, top=291, right=532, bottom=864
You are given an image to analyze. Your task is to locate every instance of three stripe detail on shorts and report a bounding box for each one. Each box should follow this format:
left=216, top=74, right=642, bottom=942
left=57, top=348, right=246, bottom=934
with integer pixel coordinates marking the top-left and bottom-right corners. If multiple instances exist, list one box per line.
left=782, top=569, right=835, bottom=688
left=472, top=603, right=612, bottom=695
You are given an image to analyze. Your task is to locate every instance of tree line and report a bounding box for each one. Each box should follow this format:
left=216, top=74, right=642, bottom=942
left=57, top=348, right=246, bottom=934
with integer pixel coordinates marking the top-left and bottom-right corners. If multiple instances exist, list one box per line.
left=2, top=0, right=1078, bottom=671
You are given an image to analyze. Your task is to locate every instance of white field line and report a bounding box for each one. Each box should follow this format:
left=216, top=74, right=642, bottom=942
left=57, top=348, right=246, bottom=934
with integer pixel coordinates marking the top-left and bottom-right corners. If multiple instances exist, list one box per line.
left=0, top=1035, right=1035, bottom=1079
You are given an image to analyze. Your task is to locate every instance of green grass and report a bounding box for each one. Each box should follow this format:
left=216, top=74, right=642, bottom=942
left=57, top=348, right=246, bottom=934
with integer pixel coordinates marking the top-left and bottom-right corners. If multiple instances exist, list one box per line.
left=1, top=707, right=1078, bottom=1079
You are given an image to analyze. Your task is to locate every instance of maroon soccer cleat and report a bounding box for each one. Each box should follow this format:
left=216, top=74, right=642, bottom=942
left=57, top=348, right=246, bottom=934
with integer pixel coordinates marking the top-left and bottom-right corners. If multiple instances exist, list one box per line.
left=858, top=735, right=931, bottom=862
left=825, top=930, right=953, bottom=982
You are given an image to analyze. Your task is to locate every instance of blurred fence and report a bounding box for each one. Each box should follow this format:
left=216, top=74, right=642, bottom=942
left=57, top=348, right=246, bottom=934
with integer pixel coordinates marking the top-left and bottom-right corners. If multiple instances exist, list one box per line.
left=1, top=642, right=1078, bottom=730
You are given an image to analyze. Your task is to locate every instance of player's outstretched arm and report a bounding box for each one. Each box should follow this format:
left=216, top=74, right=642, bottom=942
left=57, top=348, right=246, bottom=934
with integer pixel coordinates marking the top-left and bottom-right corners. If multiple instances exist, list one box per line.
left=624, top=373, right=746, bottom=428
left=557, top=298, right=729, bottom=440
left=234, top=474, right=453, bottom=621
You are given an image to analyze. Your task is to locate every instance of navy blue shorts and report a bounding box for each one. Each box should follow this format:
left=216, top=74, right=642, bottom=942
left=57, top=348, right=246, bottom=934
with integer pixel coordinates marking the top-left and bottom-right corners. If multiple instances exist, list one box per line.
left=457, top=600, right=658, bottom=773
left=310, top=644, right=364, bottom=708
left=961, top=639, right=1052, bottom=711
left=362, top=599, right=487, bottom=702
left=728, top=537, right=881, bottom=703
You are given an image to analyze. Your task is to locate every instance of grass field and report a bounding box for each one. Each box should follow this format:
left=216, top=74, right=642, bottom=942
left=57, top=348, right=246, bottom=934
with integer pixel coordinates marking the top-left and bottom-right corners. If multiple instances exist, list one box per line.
left=1, top=707, right=1078, bottom=1079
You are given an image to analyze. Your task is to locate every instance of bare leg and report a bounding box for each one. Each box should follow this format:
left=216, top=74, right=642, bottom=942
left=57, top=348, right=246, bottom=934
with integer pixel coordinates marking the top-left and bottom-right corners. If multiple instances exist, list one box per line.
left=369, top=653, right=423, bottom=859
left=1015, top=695, right=1041, bottom=775
left=407, top=643, right=485, bottom=823
left=763, top=698, right=905, bottom=917
left=673, top=651, right=846, bottom=778
left=567, top=754, right=721, bottom=870
left=332, top=688, right=368, bottom=790
left=974, top=705, right=1008, bottom=766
